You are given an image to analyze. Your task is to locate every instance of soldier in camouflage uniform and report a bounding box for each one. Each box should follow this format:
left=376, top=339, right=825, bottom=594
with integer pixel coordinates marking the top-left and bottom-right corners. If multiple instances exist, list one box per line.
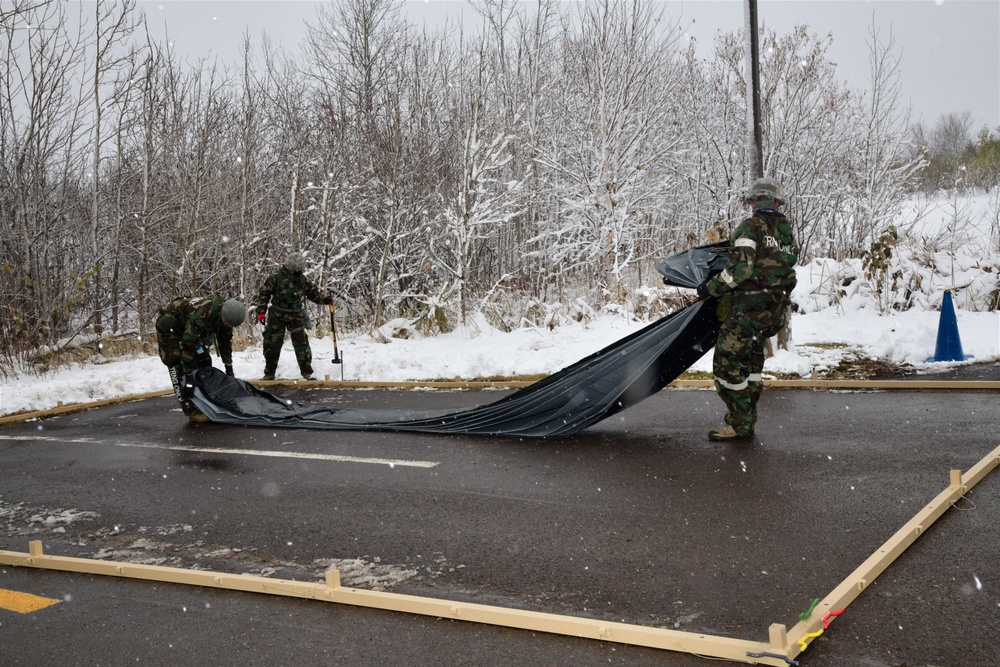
left=156, top=296, right=247, bottom=423
left=255, top=252, right=334, bottom=381
left=696, top=178, right=799, bottom=441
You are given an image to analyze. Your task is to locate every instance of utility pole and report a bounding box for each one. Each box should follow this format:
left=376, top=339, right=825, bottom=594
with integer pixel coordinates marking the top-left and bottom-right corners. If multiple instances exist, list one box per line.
left=744, top=0, right=764, bottom=180
left=746, top=1, right=793, bottom=354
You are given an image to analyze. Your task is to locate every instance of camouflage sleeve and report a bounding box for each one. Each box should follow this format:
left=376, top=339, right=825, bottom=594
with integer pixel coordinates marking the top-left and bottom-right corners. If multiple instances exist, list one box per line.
left=302, top=275, right=327, bottom=304
left=706, top=219, right=758, bottom=296
left=255, top=274, right=274, bottom=314
left=216, top=325, right=234, bottom=366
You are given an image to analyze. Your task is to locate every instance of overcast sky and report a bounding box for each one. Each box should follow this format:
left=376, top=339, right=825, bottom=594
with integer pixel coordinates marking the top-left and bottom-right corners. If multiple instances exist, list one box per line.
left=138, top=0, right=999, bottom=133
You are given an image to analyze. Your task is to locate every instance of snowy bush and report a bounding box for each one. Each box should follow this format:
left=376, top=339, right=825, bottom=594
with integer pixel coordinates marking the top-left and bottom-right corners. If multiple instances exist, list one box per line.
left=379, top=318, right=421, bottom=341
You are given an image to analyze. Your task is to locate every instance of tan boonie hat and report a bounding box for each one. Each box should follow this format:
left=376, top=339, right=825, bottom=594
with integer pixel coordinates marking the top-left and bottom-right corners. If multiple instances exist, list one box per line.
left=745, top=177, right=784, bottom=203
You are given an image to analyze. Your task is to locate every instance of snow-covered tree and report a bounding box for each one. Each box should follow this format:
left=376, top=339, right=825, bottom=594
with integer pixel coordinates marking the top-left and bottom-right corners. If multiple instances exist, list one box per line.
left=842, top=22, right=924, bottom=256
left=432, top=123, right=523, bottom=324
left=532, top=0, right=684, bottom=303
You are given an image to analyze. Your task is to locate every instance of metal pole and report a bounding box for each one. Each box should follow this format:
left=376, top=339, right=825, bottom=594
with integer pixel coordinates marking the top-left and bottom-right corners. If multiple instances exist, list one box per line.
left=744, top=0, right=764, bottom=180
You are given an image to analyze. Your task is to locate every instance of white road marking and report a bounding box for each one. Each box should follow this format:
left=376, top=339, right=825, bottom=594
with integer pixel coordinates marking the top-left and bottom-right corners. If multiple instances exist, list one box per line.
left=0, top=435, right=100, bottom=443
left=0, top=435, right=438, bottom=468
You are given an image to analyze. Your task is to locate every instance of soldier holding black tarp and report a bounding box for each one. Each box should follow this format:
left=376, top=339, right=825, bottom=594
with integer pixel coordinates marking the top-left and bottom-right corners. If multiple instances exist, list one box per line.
left=155, top=296, right=247, bottom=423
left=696, top=178, right=799, bottom=441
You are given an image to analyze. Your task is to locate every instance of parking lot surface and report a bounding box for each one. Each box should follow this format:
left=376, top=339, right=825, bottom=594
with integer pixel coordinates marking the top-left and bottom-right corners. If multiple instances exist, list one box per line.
left=2, top=369, right=998, bottom=666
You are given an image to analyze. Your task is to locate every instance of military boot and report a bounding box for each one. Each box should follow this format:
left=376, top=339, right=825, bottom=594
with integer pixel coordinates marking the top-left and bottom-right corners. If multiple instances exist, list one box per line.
left=188, top=411, right=211, bottom=424
left=708, top=425, right=753, bottom=441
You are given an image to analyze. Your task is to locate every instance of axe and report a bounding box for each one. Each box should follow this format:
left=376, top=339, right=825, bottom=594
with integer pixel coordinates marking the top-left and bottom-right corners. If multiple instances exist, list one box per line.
left=328, top=301, right=343, bottom=378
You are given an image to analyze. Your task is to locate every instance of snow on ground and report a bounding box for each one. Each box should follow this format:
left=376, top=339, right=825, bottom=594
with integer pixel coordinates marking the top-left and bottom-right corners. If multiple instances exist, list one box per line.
left=1, top=303, right=997, bottom=418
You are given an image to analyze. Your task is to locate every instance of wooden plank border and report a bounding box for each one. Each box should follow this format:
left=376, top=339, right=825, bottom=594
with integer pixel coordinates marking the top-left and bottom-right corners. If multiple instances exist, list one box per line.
left=670, top=379, right=1000, bottom=390
left=0, top=389, right=173, bottom=426
left=0, top=540, right=787, bottom=665
left=782, top=442, right=1000, bottom=661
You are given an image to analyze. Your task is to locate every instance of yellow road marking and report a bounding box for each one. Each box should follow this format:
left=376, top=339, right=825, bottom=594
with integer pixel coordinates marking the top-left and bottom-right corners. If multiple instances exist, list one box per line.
left=0, top=588, right=60, bottom=614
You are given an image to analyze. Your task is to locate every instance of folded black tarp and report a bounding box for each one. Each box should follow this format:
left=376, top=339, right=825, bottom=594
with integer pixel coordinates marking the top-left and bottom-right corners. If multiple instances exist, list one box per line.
left=191, top=244, right=728, bottom=437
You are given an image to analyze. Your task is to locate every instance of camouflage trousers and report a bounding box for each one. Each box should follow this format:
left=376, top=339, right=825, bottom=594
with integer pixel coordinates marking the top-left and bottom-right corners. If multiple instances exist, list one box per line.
left=261, top=310, right=313, bottom=377
left=166, top=365, right=200, bottom=416
left=712, top=290, right=790, bottom=435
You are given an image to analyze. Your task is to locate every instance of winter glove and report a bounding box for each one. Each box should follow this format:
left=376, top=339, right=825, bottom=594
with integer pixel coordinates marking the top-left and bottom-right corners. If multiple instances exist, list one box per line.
left=225, top=363, right=235, bottom=377
left=256, top=311, right=266, bottom=324
left=695, top=282, right=711, bottom=300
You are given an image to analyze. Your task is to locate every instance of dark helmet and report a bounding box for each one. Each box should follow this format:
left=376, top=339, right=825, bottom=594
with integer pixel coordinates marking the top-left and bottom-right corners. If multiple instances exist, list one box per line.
left=744, top=177, right=785, bottom=206
left=220, top=299, right=247, bottom=326
left=284, top=252, right=306, bottom=273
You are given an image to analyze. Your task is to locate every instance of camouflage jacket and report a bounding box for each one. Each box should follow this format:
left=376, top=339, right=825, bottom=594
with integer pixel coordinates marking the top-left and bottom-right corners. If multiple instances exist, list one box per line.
left=161, top=296, right=234, bottom=372
left=705, top=210, right=799, bottom=297
left=255, top=266, right=327, bottom=315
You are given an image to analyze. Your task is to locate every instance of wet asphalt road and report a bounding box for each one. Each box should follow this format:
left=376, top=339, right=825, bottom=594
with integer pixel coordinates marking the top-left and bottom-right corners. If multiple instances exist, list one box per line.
left=1, top=365, right=999, bottom=667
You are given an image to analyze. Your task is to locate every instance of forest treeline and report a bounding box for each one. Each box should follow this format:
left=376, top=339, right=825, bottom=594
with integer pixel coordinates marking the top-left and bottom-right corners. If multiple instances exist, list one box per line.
left=1, top=0, right=997, bottom=374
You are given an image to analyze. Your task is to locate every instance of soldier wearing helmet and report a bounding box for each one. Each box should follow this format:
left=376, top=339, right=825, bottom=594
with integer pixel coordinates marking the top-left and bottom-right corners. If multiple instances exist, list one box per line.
left=155, top=296, right=247, bottom=423
left=254, top=251, right=334, bottom=381
left=695, top=177, right=799, bottom=441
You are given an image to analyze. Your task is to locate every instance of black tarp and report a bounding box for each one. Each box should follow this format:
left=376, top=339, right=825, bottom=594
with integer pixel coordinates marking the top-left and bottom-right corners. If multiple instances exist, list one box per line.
left=190, top=244, right=728, bottom=437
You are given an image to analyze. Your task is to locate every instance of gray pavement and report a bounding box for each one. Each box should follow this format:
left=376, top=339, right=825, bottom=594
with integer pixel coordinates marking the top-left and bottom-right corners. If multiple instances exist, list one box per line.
left=1, top=369, right=999, bottom=667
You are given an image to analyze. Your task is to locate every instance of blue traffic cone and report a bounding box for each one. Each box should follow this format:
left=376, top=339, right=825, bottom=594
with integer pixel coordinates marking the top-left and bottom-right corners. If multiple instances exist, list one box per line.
left=931, top=290, right=966, bottom=362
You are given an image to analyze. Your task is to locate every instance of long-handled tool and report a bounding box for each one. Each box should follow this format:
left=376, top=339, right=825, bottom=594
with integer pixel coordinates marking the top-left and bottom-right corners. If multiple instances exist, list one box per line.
left=328, top=301, right=343, bottom=380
